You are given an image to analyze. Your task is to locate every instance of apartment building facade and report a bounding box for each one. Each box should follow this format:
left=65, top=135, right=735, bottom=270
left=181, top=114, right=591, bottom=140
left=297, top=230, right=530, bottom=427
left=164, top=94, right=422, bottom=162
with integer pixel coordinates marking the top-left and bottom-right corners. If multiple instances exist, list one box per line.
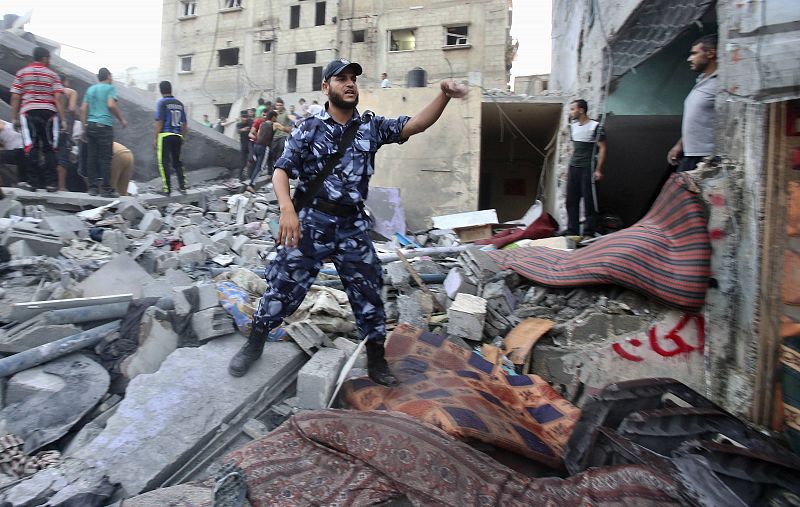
left=159, top=0, right=512, bottom=121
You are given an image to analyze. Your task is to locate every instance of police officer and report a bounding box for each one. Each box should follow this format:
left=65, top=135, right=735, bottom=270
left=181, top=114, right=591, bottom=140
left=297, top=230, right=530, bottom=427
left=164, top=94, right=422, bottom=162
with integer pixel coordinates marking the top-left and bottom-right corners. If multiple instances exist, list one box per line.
left=228, top=58, right=469, bottom=385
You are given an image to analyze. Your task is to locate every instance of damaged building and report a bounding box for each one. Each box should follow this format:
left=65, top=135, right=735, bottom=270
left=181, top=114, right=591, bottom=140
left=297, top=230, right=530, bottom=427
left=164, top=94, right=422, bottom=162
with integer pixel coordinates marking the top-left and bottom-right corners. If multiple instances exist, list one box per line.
left=545, top=0, right=800, bottom=428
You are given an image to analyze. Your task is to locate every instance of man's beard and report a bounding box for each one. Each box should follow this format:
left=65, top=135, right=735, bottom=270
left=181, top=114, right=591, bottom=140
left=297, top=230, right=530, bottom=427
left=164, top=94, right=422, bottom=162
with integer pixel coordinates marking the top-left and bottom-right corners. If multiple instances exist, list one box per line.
left=693, top=60, right=708, bottom=73
left=328, top=88, right=358, bottom=110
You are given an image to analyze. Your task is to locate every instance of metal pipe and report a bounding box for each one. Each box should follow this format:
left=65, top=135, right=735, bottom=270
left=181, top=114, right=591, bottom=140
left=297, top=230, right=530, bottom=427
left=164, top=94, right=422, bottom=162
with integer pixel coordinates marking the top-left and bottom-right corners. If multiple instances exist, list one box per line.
left=42, top=302, right=131, bottom=325
left=0, top=320, right=121, bottom=378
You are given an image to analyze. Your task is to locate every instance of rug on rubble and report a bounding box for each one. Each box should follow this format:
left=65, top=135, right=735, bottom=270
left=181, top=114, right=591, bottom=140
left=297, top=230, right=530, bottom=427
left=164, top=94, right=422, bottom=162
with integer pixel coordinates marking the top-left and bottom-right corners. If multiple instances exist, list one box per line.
left=474, top=212, right=559, bottom=249
left=216, top=409, right=687, bottom=507
left=341, top=324, right=581, bottom=468
left=487, top=172, right=712, bottom=312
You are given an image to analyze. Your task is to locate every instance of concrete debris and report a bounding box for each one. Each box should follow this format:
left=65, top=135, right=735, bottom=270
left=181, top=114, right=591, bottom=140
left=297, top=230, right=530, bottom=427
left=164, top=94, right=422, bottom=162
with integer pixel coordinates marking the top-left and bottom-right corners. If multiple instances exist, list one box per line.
left=447, top=293, right=488, bottom=341
left=119, top=307, right=179, bottom=381
left=191, top=307, right=235, bottom=341
left=297, top=347, right=346, bottom=409
left=284, top=321, right=334, bottom=355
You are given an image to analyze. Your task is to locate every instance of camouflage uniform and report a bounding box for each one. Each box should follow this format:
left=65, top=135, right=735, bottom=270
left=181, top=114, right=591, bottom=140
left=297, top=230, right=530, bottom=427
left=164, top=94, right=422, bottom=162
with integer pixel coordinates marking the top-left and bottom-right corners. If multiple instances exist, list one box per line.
left=251, top=107, right=410, bottom=342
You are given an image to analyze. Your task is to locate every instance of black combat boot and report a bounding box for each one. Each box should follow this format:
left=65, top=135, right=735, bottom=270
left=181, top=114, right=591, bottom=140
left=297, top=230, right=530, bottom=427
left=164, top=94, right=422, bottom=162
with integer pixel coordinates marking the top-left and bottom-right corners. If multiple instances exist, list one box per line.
left=366, top=341, right=398, bottom=387
left=228, top=330, right=267, bottom=377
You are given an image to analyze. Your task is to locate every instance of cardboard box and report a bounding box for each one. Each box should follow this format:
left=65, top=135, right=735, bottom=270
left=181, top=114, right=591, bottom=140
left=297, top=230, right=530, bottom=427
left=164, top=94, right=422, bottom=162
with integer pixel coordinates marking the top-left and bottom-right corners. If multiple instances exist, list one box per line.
left=454, top=224, right=493, bottom=243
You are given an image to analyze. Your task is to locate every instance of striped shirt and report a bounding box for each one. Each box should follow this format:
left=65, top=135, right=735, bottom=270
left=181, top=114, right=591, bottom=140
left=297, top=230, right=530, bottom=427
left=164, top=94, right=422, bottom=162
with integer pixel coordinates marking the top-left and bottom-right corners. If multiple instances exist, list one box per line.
left=10, top=62, right=64, bottom=114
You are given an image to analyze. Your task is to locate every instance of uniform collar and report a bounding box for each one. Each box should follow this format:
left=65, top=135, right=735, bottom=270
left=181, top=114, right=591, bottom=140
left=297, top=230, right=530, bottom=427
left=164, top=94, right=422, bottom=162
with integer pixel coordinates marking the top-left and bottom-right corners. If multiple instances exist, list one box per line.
left=319, top=103, right=360, bottom=125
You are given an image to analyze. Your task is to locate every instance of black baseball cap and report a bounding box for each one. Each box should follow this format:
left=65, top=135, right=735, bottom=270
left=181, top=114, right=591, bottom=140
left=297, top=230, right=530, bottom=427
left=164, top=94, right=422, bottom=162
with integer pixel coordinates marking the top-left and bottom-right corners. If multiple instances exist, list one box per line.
left=322, top=58, right=363, bottom=82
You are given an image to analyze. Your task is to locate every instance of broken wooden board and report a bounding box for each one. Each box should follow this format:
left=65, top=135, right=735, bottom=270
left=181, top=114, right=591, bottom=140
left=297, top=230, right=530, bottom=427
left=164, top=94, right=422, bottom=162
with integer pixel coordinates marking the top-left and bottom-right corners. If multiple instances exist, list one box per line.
left=503, top=318, right=554, bottom=368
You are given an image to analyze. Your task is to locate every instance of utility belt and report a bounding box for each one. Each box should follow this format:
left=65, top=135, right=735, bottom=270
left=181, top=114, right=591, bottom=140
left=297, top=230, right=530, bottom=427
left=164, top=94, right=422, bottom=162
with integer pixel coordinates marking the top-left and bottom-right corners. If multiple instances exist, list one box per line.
left=294, top=191, right=363, bottom=217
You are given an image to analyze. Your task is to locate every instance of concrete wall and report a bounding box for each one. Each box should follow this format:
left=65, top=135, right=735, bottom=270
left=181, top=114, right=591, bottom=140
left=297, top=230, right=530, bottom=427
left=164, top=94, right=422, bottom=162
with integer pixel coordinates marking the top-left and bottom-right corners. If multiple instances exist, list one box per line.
left=159, top=0, right=510, bottom=126
left=358, top=87, right=481, bottom=230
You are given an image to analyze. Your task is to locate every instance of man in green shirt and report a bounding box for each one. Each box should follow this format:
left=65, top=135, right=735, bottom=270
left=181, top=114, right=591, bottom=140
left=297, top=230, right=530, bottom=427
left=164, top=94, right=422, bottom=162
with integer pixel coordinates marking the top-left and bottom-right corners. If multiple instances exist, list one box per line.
left=80, top=67, right=127, bottom=197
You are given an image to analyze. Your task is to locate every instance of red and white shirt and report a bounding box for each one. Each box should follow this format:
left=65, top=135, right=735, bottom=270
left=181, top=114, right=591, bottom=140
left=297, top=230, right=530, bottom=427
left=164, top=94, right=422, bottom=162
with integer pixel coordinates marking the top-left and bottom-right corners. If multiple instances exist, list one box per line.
left=10, top=62, right=64, bottom=114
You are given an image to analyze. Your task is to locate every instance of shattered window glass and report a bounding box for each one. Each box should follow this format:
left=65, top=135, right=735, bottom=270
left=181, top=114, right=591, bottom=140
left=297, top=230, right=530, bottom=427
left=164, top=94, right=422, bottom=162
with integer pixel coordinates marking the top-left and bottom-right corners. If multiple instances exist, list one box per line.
left=445, top=25, right=469, bottom=46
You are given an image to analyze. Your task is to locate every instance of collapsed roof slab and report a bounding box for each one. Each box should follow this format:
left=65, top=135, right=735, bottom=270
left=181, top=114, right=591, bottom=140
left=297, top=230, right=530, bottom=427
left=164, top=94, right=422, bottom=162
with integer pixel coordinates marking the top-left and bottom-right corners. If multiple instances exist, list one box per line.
left=0, top=32, right=241, bottom=180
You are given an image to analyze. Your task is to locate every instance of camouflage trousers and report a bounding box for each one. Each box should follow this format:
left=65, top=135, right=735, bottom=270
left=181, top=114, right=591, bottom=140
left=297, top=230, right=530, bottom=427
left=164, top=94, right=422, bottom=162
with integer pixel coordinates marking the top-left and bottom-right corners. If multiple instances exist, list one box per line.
left=252, top=207, right=386, bottom=342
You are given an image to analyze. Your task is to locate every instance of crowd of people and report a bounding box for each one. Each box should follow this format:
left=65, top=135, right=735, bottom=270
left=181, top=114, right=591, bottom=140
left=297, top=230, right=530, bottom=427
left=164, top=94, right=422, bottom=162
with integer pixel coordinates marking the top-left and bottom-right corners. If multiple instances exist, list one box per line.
left=3, top=46, right=187, bottom=197
left=230, top=97, right=321, bottom=193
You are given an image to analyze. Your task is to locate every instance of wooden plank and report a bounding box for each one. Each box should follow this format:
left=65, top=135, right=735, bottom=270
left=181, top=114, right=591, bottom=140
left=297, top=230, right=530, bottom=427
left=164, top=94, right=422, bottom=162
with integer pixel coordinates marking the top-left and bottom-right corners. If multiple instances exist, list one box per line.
left=395, top=249, right=446, bottom=314
left=503, top=317, right=554, bottom=369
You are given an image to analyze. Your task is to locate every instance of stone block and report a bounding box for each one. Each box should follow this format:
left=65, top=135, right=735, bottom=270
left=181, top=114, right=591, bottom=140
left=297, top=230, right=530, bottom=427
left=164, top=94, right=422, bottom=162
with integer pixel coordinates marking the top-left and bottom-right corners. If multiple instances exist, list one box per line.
left=398, top=294, right=428, bottom=330
left=191, top=307, right=235, bottom=341
left=458, top=246, right=500, bottom=283
left=385, top=261, right=411, bottom=286
left=7, top=239, right=36, bottom=258
left=119, top=307, right=179, bottom=381
left=482, top=280, right=517, bottom=314
left=444, top=267, right=478, bottom=299
left=211, top=230, right=234, bottom=248
left=178, top=243, right=205, bottom=267
left=173, top=283, right=220, bottom=315
left=783, top=250, right=800, bottom=305
left=39, top=215, right=87, bottom=234
left=101, top=229, right=130, bottom=253
left=138, top=211, right=164, bottom=233
left=230, top=235, right=249, bottom=254
left=333, top=336, right=367, bottom=368
left=116, top=198, right=146, bottom=222
left=285, top=321, right=334, bottom=355
left=242, top=418, right=270, bottom=440
left=297, top=348, right=346, bottom=409
left=7, top=229, right=64, bottom=257
left=447, top=293, right=487, bottom=341
left=77, top=254, right=153, bottom=298
left=179, top=226, right=208, bottom=246
left=0, top=198, right=22, bottom=218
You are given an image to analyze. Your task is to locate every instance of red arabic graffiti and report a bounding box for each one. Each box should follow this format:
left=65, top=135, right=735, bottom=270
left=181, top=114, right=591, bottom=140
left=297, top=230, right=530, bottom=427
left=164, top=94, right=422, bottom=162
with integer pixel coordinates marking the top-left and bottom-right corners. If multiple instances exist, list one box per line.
left=612, top=314, right=705, bottom=362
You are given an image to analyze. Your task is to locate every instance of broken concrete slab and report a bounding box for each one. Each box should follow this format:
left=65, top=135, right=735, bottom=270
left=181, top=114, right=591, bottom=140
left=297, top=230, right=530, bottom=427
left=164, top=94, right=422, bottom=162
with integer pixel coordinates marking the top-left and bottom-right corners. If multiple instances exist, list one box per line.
left=38, top=215, right=87, bottom=235
left=5, top=367, right=66, bottom=405
left=6, top=228, right=64, bottom=257
left=178, top=243, right=205, bottom=267
left=332, top=336, right=367, bottom=368
left=444, top=267, right=478, bottom=299
left=138, top=211, right=164, bottom=233
left=447, top=293, right=487, bottom=341
left=100, top=229, right=130, bottom=253
left=0, top=322, right=81, bottom=354
left=76, top=254, right=153, bottom=298
left=386, top=260, right=412, bottom=287
left=297, top=347, right=346, bottom=409
left=0, top=353, right=109, bottom=453
left=0, top=456, right=115, bottom=507
left=73, top=336, right=304, bottom=496
left=7, top=239, right=36, bottom=258
left=115, top=198, right=146, bottom=222
left=397, top=293, right=428, bottom=330
left=432, top=209, right=498, bottom=230
left=191, top=307, right=235, bottom=341
left=119, top=307, right=179, bottom=381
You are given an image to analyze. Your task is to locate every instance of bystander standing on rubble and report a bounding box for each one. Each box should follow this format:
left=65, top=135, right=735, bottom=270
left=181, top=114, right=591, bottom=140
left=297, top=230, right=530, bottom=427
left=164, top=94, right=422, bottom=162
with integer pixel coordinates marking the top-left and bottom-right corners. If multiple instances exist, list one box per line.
left=381, top=72, right=391, bottom=88
left=81, top=67, right=127, bottom=197
left=667, top=34, right=718, bottom=173
left=154, top=80, right=188, bottom=195
left=298, top=97, right=309, bottom=117
left=236, top=110, right=252, bottom=179
left=214, top=116, right=228, bottom=133
left=564, top=99, right=606, bottom=239
left=255, top=98, right=267, bottom=119
left=268, top=98, right=293, bottom=172
left=201, top=114, right=212, bottom=128
left=9, top=46, right=66, bottom=192
left=228, top=58, right=469, bottom=386
left=55, top=75, right=78, bottom=191
left=0, top=119, right=25, bottom=188
left=109, top=142, right=134, bottom=196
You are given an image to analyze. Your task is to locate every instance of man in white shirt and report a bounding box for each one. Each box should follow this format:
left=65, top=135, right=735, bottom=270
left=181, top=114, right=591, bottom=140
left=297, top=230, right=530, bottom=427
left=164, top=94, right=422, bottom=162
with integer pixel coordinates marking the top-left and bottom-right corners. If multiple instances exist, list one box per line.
left=381, top=72, right=391, bottom=88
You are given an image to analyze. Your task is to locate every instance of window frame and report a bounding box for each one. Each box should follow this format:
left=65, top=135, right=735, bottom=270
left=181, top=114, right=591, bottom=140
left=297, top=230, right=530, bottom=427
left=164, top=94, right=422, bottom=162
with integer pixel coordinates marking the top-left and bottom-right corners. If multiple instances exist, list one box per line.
left=179, top=0, right=197, bottom=18
left=217, top=47, right=240, bottom=67
left=315, top=1, right=326, bottom=26
left=295, top=51, right=316, bottom=65
left=312, top=66, right=323, bottom=91
left=388, top=28, right=416, bottom=52
left=262, top=40, right=273, bottom=53
left=352, top=29, right=365, bottom=43
left=178, top=54, right=193, bottom=73
left=443, top=24, right=470, bottom=48
left=221, top=0, right=242, bottom=9
left=290, top=5, right=300, bottom=29
left=287, top=68, right=297, bottom=93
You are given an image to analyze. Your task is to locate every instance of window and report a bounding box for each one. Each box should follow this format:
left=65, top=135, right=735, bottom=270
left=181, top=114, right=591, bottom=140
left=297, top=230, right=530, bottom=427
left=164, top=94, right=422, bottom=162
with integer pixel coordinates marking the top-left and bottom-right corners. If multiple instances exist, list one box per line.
left=352, top=30, right=365, bottom=43
left=389, top=29, right=415, bottom=51
left=290, top=5, right=300, bottom=29
left=445, top=25, right=469, bottom=46
left=315, top=2, right=326, bottom=26
left=262, top=40, right=273, bottom=53
left=218, top=48, right=239, bottom=66
left=216, top=103, right=233, bottom=120
left=312, top=66, right=322, bottom=91
left=180, top=1, right=196, bottom=17
left=295, top=51, right=316, bottom=65
left=287, top=69, right=297, bottom=93
left=179, top=55, right=193, bottom=72
left=223, top=0, right=242, bottom=8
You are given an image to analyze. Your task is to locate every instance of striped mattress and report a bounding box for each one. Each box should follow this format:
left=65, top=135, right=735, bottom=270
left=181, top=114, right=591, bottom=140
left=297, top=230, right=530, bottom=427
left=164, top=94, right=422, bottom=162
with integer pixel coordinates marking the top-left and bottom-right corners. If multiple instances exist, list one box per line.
left=487, top=173, right=712, bottom=312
